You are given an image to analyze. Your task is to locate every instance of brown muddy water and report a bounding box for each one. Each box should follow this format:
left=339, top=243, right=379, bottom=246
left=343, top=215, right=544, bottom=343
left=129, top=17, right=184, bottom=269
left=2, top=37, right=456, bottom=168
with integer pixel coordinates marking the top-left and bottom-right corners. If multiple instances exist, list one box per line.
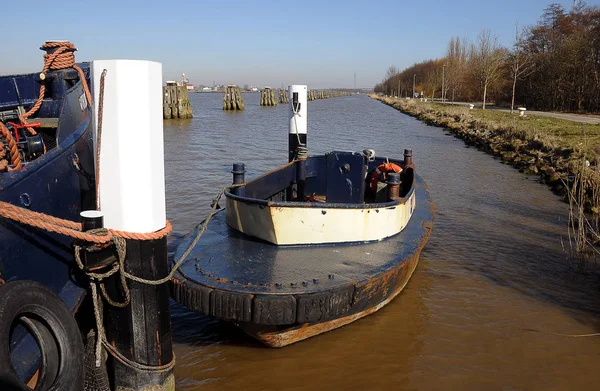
left=164, top=93, right=600, bottom=390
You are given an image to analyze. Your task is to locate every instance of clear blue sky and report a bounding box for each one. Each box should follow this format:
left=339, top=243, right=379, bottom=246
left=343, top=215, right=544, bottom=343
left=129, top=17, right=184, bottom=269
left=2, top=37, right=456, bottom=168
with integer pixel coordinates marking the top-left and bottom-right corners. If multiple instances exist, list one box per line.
left=0, top=0, right=589, bottom=88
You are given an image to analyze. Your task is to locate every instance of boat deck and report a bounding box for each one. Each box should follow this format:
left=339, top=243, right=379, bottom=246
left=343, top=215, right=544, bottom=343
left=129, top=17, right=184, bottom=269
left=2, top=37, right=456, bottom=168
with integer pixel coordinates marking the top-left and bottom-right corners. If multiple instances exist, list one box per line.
left=171, top=174, right=433, bottom=328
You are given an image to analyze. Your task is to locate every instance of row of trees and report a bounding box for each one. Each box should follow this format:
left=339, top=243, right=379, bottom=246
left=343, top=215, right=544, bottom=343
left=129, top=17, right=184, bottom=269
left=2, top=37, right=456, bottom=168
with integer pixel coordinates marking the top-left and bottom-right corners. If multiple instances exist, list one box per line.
left=374, top=2, right=600, bottom=113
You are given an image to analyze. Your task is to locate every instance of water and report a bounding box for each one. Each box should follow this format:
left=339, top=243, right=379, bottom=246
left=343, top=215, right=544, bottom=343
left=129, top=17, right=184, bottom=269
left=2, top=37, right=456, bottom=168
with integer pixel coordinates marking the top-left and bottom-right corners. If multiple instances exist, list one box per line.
left=165, top=93, right=600, bottom=390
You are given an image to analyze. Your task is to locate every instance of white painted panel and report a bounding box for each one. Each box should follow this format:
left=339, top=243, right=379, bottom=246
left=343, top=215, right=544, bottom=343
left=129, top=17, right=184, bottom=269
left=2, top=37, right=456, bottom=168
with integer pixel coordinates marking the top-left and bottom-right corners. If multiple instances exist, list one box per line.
left=225, top=190, right=415, bottom=245
left=91, top=60, right=165, bottom=233
left=288, top=85, right=307, bottom=135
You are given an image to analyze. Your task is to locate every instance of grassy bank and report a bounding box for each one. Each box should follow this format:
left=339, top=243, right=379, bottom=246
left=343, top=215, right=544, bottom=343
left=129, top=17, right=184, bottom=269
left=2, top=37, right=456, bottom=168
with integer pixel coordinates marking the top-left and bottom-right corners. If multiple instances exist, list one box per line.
left=372, top=94, right=600, bottom=248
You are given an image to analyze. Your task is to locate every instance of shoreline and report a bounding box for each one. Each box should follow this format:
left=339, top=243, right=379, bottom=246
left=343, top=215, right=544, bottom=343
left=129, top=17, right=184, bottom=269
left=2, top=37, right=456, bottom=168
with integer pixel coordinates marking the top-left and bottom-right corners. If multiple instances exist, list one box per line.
left=370, top=95, right=600, bottom=217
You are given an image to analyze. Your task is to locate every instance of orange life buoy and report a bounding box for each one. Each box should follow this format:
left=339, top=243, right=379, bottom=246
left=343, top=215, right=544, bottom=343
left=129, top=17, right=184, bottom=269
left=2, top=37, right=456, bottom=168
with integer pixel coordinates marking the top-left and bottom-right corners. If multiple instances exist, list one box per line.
left=369, top=163, right=402, bottom=193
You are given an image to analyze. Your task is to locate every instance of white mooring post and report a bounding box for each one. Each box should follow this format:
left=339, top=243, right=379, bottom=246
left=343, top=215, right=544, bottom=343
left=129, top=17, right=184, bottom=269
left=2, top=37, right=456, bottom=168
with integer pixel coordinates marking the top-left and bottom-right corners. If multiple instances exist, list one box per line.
left=90, top=60, right=174, bottom=391
left=288, top=84, right=307, bottom=162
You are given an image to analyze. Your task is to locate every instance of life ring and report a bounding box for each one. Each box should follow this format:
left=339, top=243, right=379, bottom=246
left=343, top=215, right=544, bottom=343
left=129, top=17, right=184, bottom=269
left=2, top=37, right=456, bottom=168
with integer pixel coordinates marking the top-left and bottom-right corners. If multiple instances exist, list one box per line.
left=369, top=163, right=402, bottom=193
left=0, top=280, right=84, bottom=391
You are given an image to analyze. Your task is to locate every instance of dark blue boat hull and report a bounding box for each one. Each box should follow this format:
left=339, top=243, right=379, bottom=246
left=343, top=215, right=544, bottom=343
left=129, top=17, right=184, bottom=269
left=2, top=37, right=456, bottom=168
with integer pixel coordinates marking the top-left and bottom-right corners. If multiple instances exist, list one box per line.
left=0, top=67, right=96, bottom=379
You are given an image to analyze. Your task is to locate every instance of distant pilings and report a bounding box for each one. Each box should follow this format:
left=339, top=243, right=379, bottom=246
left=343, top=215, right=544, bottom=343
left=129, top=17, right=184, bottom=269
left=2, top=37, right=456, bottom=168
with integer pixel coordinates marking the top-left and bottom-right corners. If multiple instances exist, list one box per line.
left=306, top=90, right=351, bottom=101
left=163, top=82, right=193, bottom=119
left=279, top=89, right=289, bottom=104
left=260, top=87, right=277, bottom=106
left=223, top=85, right=245, bottom=110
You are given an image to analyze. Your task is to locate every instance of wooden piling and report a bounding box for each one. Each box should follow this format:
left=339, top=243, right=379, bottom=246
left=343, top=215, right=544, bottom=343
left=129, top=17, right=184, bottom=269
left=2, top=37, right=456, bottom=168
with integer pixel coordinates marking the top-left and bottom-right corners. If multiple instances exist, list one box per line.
left=102, top=237, right=174, bottom=391
left=260, top=87, right=277, bottom=107
left=223, top=85, right=245, bottom=111
left=279, top=89, right=288, bottom=104
left=162, top=82, right=193, bottom=119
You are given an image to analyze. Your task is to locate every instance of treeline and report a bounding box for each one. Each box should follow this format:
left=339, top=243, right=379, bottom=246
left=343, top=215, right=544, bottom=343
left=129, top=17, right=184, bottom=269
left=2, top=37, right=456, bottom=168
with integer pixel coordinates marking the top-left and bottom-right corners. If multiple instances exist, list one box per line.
left=374, top=2, right=600, bottom=113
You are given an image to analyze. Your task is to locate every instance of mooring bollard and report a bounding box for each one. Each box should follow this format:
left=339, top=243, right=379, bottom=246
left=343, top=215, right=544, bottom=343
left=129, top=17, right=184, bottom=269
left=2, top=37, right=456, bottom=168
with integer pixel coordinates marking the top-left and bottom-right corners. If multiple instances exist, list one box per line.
left=518, top=107, right=527, bottom=117
left=231, top=163, right=246, bottom=197
left=404, top=149, right=413, bottom=167
left=92, top=59, right=174, bottom=391
left=387, top=172, right=401, bottom=201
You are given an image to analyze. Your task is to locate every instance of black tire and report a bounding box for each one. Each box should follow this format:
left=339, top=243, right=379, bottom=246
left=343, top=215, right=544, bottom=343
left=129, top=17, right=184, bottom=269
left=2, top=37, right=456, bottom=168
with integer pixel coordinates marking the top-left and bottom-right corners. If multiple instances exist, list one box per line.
left=0, top=280, right=84, bottom=391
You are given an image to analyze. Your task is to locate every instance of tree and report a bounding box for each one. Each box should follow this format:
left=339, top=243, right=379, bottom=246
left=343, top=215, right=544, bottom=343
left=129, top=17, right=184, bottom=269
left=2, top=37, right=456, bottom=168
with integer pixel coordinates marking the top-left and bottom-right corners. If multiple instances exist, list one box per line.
left=470, top=29, right=507, bottom=109
left=508, top=25, right=535, bottom=113
left=445, top=37, right=469, bottom=102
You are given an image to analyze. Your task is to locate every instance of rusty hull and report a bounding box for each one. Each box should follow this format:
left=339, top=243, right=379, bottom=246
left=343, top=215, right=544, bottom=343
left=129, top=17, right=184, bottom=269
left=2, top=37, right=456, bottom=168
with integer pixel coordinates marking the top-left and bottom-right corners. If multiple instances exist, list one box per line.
left=171, top=174, right=433, bottom=347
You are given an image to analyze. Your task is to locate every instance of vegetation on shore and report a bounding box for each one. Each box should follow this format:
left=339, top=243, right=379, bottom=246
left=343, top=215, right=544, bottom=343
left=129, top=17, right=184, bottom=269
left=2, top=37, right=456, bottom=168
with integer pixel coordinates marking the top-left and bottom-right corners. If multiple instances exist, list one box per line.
left=375, top=2, right=600, bottom=114
left=371, top=95, right=600, bottom=253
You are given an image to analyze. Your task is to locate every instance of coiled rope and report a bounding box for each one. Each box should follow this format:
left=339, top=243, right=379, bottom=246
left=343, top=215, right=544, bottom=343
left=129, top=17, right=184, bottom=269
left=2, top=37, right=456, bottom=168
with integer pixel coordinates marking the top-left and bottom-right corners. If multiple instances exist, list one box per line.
left=0, top=122, right=22, bottom=171
left=20, top=41, right=93, bottom=133
left=1, top=41, right=92, bottom=172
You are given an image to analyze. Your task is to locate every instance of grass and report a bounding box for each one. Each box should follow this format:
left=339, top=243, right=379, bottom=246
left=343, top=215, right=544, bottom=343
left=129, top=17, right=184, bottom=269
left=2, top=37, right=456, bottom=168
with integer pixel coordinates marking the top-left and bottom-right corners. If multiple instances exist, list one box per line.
left=425, top=102, right=600, bottom=157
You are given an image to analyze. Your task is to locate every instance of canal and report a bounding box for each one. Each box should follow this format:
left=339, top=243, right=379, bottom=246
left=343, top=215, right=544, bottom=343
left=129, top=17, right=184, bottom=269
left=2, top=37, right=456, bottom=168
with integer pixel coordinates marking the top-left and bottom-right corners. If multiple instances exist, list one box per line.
left=164, top=92, right=600, bottom=390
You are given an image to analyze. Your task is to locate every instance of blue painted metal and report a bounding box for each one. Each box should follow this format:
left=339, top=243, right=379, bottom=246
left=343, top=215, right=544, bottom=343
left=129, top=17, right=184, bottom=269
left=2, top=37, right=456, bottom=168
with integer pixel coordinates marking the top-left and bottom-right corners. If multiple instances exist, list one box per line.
left=225, top=154, right=413, bottom=209
left=0, top=65, right=95, bottom=380
left=325, top=151, right=366, bottom=203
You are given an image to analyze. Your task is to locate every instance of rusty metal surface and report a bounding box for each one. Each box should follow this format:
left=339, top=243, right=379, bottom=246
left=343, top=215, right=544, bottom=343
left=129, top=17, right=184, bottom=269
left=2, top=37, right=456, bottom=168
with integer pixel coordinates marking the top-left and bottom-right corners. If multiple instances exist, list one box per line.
left=172, top=173, right=433, bottom=327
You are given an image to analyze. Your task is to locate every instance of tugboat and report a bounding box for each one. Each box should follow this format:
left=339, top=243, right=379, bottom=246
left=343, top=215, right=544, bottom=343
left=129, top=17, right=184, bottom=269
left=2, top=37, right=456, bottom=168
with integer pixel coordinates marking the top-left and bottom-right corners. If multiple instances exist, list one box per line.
left=171, top=85, right=434, bottom=347
left=0, top=41, right=96, bottom=389
left=1, top=43, right=175, bottom=391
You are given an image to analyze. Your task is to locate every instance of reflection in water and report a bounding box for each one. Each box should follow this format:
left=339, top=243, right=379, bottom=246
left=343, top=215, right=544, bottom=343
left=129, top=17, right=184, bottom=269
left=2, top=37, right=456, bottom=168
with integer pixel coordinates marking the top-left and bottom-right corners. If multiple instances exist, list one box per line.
left=166, top=93, right=600, bottom=390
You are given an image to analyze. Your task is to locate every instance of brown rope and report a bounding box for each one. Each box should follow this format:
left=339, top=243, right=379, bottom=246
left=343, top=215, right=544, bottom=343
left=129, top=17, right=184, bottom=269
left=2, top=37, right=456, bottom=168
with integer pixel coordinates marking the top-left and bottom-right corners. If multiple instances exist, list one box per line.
left=0, top=122, right=22, bottom=171
left=20, top=42, right=93, bottom=136
left=0, top=200, right=172, bottom=243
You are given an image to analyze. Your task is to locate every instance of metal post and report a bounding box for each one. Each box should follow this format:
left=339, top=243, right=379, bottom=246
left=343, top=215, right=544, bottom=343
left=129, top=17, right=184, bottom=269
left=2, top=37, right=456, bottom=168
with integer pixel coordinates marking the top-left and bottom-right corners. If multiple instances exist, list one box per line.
left=387, top=172, right=401, bottom=201
left=404, top=149, right=413, bottom=167
left=231, top=163, right=246, bottom=197
left=412, top=74, right=416, bottom=98
left=288, top=85, right=307, bottom=162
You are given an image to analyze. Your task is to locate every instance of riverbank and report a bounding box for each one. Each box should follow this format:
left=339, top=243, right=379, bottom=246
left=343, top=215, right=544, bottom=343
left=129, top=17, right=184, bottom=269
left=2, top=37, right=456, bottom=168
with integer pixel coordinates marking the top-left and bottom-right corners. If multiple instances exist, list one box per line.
left=371, top=95, right=600, bottom=219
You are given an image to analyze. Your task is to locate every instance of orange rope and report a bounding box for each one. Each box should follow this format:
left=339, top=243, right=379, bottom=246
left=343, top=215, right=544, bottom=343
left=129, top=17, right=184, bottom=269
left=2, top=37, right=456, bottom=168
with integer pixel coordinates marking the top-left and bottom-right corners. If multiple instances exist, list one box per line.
left=0, top=200, right=171, bottom=243
left=20, top=42, right=93, bottom=136
left=0, top=122, right=22, bottom=171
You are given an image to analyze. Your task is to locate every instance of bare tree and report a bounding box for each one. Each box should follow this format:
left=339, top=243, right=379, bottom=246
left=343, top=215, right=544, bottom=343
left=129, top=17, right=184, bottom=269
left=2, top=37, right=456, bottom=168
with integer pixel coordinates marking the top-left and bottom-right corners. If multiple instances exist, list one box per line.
left=508, top=25, right=535, bottom=113
left=385, top=66, right=399, bottom=80
left=470, top=29, right=507, bottom=109
left=445, top=37, right=469, bottom=102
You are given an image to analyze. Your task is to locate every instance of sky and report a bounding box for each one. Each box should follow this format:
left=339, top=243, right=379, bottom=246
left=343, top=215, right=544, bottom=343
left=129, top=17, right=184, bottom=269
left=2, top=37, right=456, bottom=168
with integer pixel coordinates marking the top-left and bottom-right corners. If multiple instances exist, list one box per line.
left=0, top=0, right=593, bottom=89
